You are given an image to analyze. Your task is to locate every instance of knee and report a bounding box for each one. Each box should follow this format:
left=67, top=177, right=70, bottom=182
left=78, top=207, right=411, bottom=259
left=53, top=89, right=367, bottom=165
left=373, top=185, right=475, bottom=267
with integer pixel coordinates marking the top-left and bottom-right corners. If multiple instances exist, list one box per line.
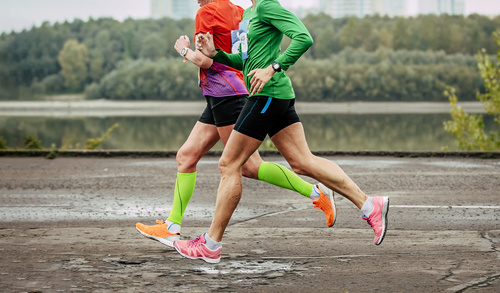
left=218, top=156, right=242, bottom=176
left=218, top=156, right=230, bottom=174
left=176, top=147, right=199, bottom=171
left=241, top=164, right=258, bottom=179
left=288, top=157, right=313, bottom=176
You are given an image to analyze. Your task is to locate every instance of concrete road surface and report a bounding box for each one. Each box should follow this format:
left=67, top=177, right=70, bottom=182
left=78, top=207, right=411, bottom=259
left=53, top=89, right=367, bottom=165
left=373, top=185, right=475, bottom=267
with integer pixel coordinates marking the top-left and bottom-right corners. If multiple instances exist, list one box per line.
left=0, top=155, right=499, bottom=292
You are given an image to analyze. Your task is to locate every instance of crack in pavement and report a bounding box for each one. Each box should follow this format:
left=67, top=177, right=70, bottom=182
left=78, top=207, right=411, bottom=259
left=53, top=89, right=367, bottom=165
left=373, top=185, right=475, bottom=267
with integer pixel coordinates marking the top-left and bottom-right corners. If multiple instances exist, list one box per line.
left=447, top=273, right=500, bottom=292
left=482, top=231, right=500, bottom=257
left=440, top=259, right=463, bottom=282
left=446, top=231, right=500, bottom=292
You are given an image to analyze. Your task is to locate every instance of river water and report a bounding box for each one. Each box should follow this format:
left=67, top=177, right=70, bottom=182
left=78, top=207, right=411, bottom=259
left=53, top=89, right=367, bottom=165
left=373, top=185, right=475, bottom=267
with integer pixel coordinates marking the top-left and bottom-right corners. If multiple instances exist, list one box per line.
left=1, top=113, right=495, bottom=151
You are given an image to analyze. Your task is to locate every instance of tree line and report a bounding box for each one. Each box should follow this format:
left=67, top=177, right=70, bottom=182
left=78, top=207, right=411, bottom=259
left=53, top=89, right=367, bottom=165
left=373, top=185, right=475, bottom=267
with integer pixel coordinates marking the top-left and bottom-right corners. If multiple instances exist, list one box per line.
left=84, top=49, right=483, bottom=102
left=0, top=13, right=499, bottom=101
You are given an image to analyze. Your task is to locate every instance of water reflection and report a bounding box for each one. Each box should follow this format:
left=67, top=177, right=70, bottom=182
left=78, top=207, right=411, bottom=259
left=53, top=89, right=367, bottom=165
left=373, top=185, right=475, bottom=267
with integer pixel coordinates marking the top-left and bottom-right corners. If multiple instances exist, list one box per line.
left=0, top=114, right=495, bottom=151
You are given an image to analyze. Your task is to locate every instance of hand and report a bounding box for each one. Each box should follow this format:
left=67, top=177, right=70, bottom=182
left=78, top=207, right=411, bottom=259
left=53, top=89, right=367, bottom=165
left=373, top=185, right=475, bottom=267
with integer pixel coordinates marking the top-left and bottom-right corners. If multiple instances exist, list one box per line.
left=174, top=35, right=190, bottom=54
left=247, top=65, right=275, bottom=95
left=196, top=33, right=217, bottom=58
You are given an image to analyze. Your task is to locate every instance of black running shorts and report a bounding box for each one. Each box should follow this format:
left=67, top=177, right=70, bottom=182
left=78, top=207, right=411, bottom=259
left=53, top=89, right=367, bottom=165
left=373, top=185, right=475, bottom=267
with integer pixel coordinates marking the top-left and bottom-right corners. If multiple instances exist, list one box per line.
left=234, top=96, right=300, bottom=141
left=198, top=95, right=247, bottom=127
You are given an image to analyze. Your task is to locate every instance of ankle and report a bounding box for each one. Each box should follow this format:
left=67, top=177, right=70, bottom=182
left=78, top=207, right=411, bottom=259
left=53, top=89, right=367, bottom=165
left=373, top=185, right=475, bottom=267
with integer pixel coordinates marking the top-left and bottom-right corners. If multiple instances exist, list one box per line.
left=361, top=197, right=375, bottom=217
left=165, top=220, right=181, bottom=233
left=204, top=232, right=222, bottom=250
left=310, top=184, right=320, bottom=201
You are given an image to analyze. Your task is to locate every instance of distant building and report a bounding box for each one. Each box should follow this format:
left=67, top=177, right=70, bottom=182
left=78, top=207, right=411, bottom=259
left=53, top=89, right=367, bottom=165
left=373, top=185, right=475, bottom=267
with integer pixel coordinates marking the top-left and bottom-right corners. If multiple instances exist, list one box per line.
left=150, top=0, right=198, bottom=20
left=418, top=0, right=465, bottom=15
left=319, top=0, right=373, bottom=18
left=371, top=0, right=407, bottom=17
left=316, top=0, right=407, bottom=18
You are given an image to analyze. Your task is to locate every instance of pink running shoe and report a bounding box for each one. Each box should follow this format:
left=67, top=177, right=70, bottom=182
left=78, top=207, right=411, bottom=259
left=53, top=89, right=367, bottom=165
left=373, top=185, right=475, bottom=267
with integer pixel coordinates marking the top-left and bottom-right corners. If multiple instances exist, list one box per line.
left=174, top=233, right=221, bottom=264
left=362, top=196, right=389, bottom=245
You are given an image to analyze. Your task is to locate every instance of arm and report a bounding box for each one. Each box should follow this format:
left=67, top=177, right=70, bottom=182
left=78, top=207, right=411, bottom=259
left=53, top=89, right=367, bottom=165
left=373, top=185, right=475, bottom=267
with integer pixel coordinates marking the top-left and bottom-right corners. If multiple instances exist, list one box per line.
left=196, top=33, right=244, bottom=71
left=261, top=0, right=313, bottom=71
left=247, top=1, right=313, bottom=95
left=174, top=35, right=213, bottom=69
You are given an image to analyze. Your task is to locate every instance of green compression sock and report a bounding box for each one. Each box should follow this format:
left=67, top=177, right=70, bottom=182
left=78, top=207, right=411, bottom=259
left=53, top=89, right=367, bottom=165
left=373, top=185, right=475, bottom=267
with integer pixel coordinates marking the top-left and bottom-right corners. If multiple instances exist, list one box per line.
left=257, top=162, right=313, bottom=198
left=167, top=171, right=197, bottom=225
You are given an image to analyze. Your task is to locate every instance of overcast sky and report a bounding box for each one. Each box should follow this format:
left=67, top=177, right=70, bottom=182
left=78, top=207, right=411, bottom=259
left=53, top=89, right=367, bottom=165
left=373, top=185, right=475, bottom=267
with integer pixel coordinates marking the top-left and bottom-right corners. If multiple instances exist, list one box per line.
left=1, top=0, right=499, bottom=34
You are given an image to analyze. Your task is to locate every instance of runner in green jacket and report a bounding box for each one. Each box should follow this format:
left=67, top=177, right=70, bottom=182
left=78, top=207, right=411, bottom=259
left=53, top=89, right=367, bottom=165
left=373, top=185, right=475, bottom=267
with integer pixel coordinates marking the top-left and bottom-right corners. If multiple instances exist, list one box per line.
left=210, top=0, right=311, bottom=99
left=174, top=0, right=390, bottom=263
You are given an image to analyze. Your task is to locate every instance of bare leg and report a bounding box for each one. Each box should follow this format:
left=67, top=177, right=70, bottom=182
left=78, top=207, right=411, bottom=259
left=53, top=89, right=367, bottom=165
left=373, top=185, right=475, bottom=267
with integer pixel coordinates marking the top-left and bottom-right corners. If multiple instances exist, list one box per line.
left=207, top=130, right=262, bottom=241
left=180, top=122, right=261, bottom=177
left=216, top=124, right=262, bottom=180
left=271, top=123, right=368, bottom=209
left=176, top=121, right=220, bottom=173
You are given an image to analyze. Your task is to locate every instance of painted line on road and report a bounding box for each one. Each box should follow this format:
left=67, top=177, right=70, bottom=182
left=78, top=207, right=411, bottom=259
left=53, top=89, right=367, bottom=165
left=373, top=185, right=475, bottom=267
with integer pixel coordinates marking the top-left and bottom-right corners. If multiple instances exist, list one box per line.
left=391, top=205, right=500, bottom=209
left=261, top=250, right=489, bottom=260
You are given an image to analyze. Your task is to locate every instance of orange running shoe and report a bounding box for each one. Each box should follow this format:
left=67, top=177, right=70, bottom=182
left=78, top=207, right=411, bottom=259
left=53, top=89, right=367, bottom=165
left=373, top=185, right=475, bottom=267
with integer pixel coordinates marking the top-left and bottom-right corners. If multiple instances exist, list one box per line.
left=135, top=220, right=180, bottom=247
left=313, top=183, right=337, bottom=227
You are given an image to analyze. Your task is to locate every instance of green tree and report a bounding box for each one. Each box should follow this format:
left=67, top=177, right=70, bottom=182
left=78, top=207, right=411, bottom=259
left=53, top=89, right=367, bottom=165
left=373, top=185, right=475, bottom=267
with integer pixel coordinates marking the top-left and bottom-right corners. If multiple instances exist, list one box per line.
left=315, top=26, right=337, bottom=58
left=413, top=15, right=436, bottom=51
left=89, top=52, right=105, bottom=81
left=84, top=123, right=119, bottom=149
left=57, top=39, right=89, bottom=91
left=24, top=135, right=43, bottom=149
left=88, top=30, right=111, bottom=81
left=0, top=136, right=7, bottom=149
left=392, top=17, right=410, bottom=50
left=139, top=33, right=165, bottom=60
left=357, top=19, right=377, bottom=51
left=378, top=28, right=393, bottom=49
left=340, top=17, right=358, bottom=49
left=444, top=32, right=500, bottom=150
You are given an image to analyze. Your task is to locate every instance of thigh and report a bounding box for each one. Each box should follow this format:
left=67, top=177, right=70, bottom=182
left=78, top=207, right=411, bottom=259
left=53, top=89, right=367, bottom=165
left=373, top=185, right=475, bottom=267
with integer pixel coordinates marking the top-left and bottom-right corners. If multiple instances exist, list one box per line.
left=220, top=130, right=262, bottom=170
left=179, top=121, right=220, bottom=157
left=271, top=122, right=313, bottom=164
left=216, top=124, right=234, bottom=147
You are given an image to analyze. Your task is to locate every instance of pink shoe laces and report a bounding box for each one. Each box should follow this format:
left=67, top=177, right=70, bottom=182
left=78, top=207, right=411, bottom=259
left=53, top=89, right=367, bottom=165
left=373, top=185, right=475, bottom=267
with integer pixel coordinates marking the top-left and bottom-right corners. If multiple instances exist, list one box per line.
left=362, top=215, right=374, bottom=227
left=187, top=235, right=203, bottom=247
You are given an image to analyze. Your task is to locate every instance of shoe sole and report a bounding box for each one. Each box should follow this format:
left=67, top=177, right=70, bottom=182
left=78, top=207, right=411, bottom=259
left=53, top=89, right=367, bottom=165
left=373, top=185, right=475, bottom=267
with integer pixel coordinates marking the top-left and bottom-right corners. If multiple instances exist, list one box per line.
left=173, top=244, right=221, bottom=264
left=318, top=183, right=337, bottom=227
left=135, top=227, right=178, bottom=248
left=375, top=196, right=389, bottom=245
left=329, top=193, right=337, bottom=227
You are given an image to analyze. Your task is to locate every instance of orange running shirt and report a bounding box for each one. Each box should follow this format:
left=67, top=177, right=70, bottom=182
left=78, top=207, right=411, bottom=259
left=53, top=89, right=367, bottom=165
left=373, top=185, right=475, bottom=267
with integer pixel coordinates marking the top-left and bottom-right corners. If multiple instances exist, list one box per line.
left=194, top=0, right=248, bottom=97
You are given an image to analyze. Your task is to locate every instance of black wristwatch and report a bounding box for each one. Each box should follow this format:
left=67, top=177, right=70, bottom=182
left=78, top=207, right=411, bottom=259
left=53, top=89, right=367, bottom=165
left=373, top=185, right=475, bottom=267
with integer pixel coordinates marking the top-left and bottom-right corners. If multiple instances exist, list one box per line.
left=271, top=62, right=281, bottom=72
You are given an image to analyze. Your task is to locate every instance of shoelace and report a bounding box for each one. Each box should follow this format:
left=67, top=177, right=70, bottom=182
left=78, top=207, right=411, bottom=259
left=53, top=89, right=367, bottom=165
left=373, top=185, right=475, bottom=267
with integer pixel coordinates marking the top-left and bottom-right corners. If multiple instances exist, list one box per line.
left=362, top=215, right=374, bottom=227
left=155, top=219, right=165, bottom=225
left=187, top=235, right=203, bottom=247
left=313, top=196, right=328, bottom=211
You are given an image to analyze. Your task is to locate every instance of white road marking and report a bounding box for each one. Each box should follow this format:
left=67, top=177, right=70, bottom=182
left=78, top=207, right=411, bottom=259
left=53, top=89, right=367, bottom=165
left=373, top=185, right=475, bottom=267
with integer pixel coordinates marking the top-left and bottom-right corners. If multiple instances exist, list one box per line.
left=391, top=205, right=500, bottom=209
